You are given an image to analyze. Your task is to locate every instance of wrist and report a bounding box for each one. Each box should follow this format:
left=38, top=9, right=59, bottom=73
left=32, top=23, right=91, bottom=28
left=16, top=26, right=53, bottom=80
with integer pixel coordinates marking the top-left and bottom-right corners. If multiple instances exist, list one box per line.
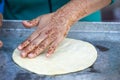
left=54, top=0, right=87, bottom=26
left=55, top=0, right=111, bottom=25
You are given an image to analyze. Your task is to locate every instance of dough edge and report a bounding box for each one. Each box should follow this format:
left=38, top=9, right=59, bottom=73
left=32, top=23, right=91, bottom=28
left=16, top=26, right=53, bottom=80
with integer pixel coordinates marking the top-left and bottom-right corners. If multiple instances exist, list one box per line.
left=12, top=38, right=97, bottom=75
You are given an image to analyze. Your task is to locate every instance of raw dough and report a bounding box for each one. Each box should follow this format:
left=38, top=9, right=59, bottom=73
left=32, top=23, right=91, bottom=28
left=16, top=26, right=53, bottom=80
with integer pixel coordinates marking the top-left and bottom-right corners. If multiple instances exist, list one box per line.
left=12, top=38, right=97, bottom=75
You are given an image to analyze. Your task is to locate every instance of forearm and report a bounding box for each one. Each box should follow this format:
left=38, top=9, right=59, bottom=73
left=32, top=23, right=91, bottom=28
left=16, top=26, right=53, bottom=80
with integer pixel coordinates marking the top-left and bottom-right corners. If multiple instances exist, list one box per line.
left=55, top=0, right=111, bottom=25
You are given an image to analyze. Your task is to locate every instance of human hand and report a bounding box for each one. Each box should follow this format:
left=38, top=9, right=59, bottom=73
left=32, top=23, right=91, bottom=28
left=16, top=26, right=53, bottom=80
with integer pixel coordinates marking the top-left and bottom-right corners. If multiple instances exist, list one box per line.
left=0, top=13, right=3, bottom=48
left=18, top=12, right=71, bottom=58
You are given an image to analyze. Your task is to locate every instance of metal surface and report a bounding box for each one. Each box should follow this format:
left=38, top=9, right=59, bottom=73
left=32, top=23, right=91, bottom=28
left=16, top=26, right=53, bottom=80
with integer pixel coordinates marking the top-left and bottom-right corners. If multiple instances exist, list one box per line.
left=0, top=20, right=120, bottom=80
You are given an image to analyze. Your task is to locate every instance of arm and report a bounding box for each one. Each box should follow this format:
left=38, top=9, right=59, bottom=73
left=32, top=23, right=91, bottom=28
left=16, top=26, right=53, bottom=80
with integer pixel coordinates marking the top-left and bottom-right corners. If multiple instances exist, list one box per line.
left=18, top=0, right=111, bottom=58
left=55, top=0, right=111, bottom=25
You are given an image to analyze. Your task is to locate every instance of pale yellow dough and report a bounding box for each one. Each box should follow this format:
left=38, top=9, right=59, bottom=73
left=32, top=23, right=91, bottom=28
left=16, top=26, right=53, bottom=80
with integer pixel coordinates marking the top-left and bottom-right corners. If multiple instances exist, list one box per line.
left=12, top=38, right=97, bottom=75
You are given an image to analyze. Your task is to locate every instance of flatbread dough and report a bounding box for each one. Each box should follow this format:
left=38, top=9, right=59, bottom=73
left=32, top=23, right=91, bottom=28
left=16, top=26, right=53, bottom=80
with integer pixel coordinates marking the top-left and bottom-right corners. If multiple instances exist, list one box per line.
left=12, top=38, right=97, bottom=75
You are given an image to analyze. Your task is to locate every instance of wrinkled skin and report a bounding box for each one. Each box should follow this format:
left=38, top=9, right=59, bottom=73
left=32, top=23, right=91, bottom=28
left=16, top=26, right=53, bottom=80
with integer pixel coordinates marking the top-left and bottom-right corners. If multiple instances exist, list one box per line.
left=0, top=13, right=3, bottom=48
left=18, top=12, right=71, bottom=58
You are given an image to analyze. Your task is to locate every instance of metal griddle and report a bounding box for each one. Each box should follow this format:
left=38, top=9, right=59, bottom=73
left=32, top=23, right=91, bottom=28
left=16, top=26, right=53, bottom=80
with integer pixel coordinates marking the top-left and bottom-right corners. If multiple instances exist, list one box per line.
left=0, top=20, right=120, bottom=80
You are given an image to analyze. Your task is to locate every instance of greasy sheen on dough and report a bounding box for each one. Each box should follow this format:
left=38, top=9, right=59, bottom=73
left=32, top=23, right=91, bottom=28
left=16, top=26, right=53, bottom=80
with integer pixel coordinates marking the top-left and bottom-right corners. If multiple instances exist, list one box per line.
left=12, top=38, right=97, bottom=75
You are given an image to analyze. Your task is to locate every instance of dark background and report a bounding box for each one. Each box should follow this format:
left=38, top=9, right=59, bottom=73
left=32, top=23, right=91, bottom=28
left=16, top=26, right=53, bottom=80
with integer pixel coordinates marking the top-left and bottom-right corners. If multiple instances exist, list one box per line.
left=102, top=0, right=120, bottom=22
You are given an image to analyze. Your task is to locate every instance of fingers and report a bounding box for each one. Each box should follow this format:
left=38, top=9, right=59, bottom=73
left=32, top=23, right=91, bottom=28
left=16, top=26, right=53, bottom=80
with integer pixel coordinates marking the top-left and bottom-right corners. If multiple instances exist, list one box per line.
left=20, top=33, right=48, bottom=58
left=20, top=30, right=64, bottom=58
left=18, top=29, right=42, bottom=50
left=27, top=36, right=54, bottom=58
left=18, top=25, right=55, bottom=55
left=26, top=32, right=57, bottom=58
left=22, top=13, right=54, bottom=28
left=46, top=37, right=64, bottom=57
left=19, top=13, right=54, bottom=50
left=22, top=19, right=39, bottom=28
left=0, top=40, right=3, bottom=48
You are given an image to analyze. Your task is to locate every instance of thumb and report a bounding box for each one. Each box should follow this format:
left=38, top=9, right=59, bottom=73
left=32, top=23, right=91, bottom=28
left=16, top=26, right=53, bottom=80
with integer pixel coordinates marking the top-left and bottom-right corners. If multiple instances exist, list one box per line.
left=22, top=17, right=41, bottom=28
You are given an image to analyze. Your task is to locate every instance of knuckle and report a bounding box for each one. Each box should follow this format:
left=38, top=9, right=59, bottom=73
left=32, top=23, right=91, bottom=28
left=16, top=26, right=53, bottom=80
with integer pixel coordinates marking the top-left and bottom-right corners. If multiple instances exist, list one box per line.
left=45, top=27, right=57, bottom=35
left=36, top=47, right=41, bottom=52
left=23, top=48, right=29, bottom=53
left=26, top=43, right=37, bottom=51
left=21, top=40, right=30, bottom=47
left=27, top=38, right=32, bottom=42
left=50, top=33, right=57, bottom=41
left=35, top=46, right=44, bottom=55
left=32, top=19, right=38, bottom=24
left=39, top=44, right=46, bottom=49
left=32, top=32, right=40, bottom=37
left=48, top=46, right=55, bottom=54
left=30, top=42, right=37, bottom=48
left=64, top=32, right=67, bottom=37
left=27, top=35, right=33, bottom=41
left=45, top=29, right=52, bottom=35
left=49, top=46, right=56, bottom=51
left=35, top=49, right=41, bottom=55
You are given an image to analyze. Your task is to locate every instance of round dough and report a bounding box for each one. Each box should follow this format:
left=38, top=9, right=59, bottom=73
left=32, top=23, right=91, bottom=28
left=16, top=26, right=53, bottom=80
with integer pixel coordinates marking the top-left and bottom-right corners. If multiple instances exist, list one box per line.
left=12, top=38, right=97, bottom=75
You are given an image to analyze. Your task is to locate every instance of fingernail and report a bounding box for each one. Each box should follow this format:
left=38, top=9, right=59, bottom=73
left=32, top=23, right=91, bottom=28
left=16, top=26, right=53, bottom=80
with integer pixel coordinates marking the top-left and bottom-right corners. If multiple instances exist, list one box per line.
left=21, top=52, right=26, bottom=57
left=18, top=45, right=22, bottom=50
left=46, top=53, right=51, bottom=57
left=28, top=53, right=34, bottom=58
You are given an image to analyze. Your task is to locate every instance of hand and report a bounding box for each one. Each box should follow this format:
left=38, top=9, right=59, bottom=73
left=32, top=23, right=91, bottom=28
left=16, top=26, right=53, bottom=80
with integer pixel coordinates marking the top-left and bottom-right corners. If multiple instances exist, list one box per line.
left=0, top=13, right=3, bottom=48
left=18, top=12, right=71, bottom=58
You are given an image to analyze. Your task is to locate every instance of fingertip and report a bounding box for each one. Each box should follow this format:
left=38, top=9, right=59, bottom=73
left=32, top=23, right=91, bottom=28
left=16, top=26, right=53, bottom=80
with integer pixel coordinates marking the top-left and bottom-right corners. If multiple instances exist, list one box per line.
left=18, top=45, right=22, bottom=50
left=22, top=21, right=27, bottom=23
left=22, top=21, right=33, bottom=28
left=20, top=52, right=26, bottom=58
left=28, top=53, right=35, bottom=58
left=46, top=53, right=51, bottom=58
left=20, top=54, right=24, bottom=58
left=22, top=21, right=29, bottom=25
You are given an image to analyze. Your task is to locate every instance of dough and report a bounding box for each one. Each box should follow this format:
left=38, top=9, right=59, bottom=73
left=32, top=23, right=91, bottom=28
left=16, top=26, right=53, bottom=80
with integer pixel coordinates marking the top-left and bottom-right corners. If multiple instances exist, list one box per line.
left=12, top=38, right=97, bottom=75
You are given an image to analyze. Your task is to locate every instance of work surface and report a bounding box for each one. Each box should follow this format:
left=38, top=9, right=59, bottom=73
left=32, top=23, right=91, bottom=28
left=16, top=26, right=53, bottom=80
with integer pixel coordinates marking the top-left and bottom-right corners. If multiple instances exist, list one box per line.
left=0, top=20, right=120, bottom=80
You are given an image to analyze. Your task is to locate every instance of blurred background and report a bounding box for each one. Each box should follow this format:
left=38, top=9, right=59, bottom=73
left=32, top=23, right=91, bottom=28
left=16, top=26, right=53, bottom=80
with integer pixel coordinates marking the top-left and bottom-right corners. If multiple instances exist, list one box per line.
left=102, top=0, right=120, bottom=22
left=0, top=0, right=120, bottom=22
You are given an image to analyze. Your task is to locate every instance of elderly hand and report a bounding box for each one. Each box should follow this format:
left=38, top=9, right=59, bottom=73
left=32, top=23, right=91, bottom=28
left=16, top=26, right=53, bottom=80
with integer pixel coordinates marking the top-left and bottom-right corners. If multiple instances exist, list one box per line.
left=18, top=12, right=71, bottom=58
left=0, top=13, right=3, bottom=48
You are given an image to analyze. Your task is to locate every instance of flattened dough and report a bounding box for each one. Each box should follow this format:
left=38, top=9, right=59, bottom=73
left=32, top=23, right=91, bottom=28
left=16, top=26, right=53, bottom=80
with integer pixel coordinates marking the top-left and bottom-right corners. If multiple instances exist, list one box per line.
left=12, top=38, right=97, bottom=75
